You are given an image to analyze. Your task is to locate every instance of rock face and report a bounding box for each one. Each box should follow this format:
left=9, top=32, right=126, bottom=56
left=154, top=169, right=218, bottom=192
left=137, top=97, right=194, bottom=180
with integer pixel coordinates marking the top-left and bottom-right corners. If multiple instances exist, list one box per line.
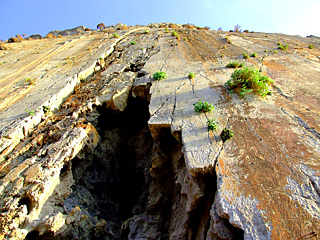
left=0, top=24, right=319, bottom=239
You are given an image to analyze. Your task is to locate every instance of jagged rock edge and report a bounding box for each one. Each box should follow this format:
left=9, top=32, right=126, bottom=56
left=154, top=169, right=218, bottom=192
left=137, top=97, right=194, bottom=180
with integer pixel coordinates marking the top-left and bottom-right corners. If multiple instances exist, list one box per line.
left=0, top=27, right=146, bottom=159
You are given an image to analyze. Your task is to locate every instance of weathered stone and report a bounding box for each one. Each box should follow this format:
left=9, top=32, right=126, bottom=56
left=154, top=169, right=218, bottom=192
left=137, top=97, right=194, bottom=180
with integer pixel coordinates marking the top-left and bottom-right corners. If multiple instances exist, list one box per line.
left=0, top=23, right=319, bottom=240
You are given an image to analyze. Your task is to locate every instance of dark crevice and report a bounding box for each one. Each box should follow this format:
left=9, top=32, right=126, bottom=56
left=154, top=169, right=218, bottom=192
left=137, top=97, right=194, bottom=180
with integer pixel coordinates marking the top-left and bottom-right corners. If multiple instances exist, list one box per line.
left=25, top=231, right=40, bottom=240
left=18, top=196, right=33, bottom=215
left=222, top=219, right=245, bottom=240
left=25, top=231, right=55, bottom=240
left=62, top=93, right=153, bottom=239
left=147, top=127, right=185, bottom=239
left=188, top=171, right=217, bottom=240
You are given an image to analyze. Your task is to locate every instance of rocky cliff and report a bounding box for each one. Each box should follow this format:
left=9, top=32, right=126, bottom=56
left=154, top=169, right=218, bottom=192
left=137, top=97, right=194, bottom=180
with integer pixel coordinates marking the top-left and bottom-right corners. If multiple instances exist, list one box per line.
left=0, top=23, right=319, bottom=240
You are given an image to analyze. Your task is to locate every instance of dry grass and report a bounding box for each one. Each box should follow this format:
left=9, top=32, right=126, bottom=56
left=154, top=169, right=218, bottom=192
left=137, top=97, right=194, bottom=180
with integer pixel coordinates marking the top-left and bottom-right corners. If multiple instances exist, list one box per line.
left=183, top=24, right=196, bottom=29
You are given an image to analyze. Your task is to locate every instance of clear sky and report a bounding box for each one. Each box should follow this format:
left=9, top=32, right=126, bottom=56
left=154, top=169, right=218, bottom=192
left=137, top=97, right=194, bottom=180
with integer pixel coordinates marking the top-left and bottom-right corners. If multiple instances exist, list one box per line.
left=1, top=0, right=319, bottom=41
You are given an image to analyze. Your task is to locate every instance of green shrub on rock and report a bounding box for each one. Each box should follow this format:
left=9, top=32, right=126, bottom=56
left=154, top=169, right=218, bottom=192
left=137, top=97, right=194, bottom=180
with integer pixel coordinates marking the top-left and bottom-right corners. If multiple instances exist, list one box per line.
left=153, top=71, right=167, bottom=80
left=193, top=101, right=214, bottom=113
left=207, top=119, right=218, bottom=131
left=226, top=67, right=273, bottom=97
left=221, top=128, right=234, bottom=142
left=226, top=62, right=244, bottom=68
left=188, top=72, right=196, bottom=79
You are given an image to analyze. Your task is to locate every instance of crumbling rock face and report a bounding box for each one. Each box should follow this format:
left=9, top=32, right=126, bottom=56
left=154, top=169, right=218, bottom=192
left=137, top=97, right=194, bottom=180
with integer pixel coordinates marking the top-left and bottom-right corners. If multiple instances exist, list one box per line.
left=0, top=24, right=320, bottom=239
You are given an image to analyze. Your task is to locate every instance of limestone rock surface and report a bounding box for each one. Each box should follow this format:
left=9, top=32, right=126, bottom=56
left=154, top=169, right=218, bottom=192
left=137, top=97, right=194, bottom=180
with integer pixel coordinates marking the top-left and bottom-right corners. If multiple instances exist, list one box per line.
left=0, top=23, right=319, bottom=239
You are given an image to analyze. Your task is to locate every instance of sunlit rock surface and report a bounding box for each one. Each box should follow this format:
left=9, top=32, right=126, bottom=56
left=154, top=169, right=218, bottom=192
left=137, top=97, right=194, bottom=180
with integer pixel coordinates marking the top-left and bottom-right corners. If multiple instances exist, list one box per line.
left=0, top=23, right=319, bottom=239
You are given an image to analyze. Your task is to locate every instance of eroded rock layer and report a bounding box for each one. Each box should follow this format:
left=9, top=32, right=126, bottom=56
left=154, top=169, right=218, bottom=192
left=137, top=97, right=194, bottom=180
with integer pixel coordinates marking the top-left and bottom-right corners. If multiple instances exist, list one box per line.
left=0, top=23, right=319, bottom=239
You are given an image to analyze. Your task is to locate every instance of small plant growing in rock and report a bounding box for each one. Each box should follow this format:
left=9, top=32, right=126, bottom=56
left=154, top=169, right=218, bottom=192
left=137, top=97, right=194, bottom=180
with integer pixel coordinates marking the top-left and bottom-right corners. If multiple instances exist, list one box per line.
left=144, top=30, right=150, bottom=34
left=278, top=42, right=288, bottom=51
left=193, top=101, right=214, bottom=113
left=274, top=50, right=278, bottom=53
left=226, top=67, right=273, bottom=97
left=225, top=37, right=231, bottom=44
left=165, top=27, right=169, bottom=33
left=171, top=31, right=179, bottom=39
left=250, top=52, right=257, bottom=58
left=221, top=54, right=225, bottom=58
left=43, top=105, right=50, bottom=113
left=25, top=109, right=35, bottom=116
left=221, top=128, right=234, bottom=142
left=113, top=33, right=120, bottom=38
left=264, top=50, right=268, bottom=52
left=242, top=53, right=249, bottom=59
left=131, top=41, right=137, bottom=45
left=153, top=71, right=167, bottom=80
left=24, top=78, right=36, bottom=85
left=188, top=72, right=196, bottom=79
left=309, top=44, right=314, bottom=49
left=207, top=119, right=218, bottom=131
left=226, top=62, right=244, bottom=68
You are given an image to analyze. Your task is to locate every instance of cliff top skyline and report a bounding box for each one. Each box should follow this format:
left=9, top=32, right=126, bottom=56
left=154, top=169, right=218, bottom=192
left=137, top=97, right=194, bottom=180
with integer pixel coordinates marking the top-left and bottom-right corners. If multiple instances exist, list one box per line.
left=1, top=0, right=319, bottom=41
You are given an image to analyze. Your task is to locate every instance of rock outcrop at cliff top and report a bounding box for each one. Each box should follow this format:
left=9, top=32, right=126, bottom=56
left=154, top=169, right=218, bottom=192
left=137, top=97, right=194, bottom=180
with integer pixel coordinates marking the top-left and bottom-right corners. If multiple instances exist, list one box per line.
left=0, top=23, right=319, bottom=239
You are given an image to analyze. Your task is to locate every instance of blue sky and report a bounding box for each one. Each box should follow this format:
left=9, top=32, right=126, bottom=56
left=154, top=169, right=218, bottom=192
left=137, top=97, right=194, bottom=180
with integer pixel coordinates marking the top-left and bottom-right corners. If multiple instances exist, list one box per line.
left=1, top=0, right=319, bottom=40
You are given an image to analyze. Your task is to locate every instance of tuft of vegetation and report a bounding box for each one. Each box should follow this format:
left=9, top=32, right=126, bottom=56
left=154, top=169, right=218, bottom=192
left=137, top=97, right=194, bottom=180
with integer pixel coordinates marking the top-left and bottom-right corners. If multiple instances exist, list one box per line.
left=220, top=54, right=225, bottom=58
left=250, top=52, right=257, bottom=58
left=225, top=37, right=231, bottom=44
left=165, top=27, right=169, bottom=33
left=234, top=24, right=242, bottom=32
left=264, top=50, right=268, bottom=53
left=226, top=67, right=273, bottom=97
left=171, top=30, right=179, bottom=39
left=242, top=52, right=249, bottom=59
left=24, top=78, right=36, bottom=85
left=131, top=41, right=137, bottom=45
left=193, top=101, right=214, bottom=113
left=153, top=71, right=167, bottom=80
left=25, top=109, right=35, bottom=116
left=144, top=30, right=150, bottom=34
left=183, top=23, right=196, bottom=29
left=243, top=30, right=249, bottom=33
left=278, top=42, right=288, bottom=51
left=308, top=44, right=314, bottom=49
left=207, top=119, right=218, bottom=131
left=265, top=35, right=268, bottom=38
left=113, top=33, right=120, bottom=38
left=188, top=72, right=196, bottom=79
left=221, top=128, right=234, bottom=142
left=226, top=62, right=244, bottom=68
left=274, top=50, right=278, bottom=53
left=43, top=105, right=50, bottom=113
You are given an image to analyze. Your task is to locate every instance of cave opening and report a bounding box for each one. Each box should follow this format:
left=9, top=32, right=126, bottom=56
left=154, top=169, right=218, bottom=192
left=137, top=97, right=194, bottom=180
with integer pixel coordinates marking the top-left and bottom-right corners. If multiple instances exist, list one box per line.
left=63, top=93, right=154, bottom=238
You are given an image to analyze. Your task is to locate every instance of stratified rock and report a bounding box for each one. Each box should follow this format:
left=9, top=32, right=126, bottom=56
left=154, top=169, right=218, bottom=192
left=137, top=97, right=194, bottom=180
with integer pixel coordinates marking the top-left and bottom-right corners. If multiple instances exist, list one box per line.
left=0, top=23, right=319, bottom=240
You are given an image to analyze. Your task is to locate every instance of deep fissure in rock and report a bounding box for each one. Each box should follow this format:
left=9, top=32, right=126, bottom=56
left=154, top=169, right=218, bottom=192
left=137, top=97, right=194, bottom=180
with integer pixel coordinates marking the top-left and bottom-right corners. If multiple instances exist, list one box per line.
left=63, top=94, right=153, bottom=238
left=188, top=171, right=217, bottom=240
